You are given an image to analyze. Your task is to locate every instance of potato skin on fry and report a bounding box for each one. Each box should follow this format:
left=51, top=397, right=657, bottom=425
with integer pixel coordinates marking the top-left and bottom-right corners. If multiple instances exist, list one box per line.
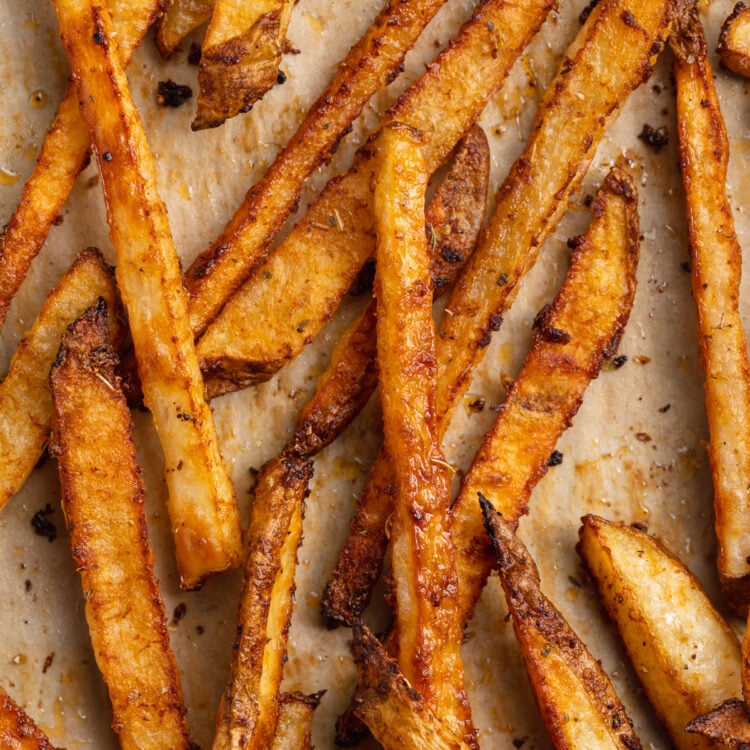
left=0, top=689, right=58, bottom=750
left=50, top=301, right=191, bottom=750
left=578, top=515, right=743, bottom=750
left=718, top=2, right=750, bottom=78
left=481, top=498, right=642, bottom=750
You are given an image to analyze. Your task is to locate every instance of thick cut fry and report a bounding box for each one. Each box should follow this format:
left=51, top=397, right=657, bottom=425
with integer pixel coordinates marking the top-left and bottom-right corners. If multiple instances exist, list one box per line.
left=289, top=125, right=489, bottom=456
left=156, top=0, right=215, bottom=58
left=271, top=692, right=323, bottom=750
left=185, top=0, right=457, bottom=338
left=671, top=0, right=750, bottom=612
left=374, top=124, right=474, bottom=746
left=54, top=0, right=243, bottom=589
left=0, top=0, right=160, bottom=332
left=192, top=0, right=293, bottom=130
left=718, top=2, right=750, bottom=78
left=351, top=624, right=472, bottom=750
left=194, top=0, right=556, bottom=388
left=213, top=455, right=313, bottom=750
left=0, top=689, right=58, bottom=750
left=50, top=301, right=191, bottom=750
left=0, top=247, right=122, bottom=513
left=481, top=498, right=642, bottom=750
left=578, top=515, right=743, bottom=750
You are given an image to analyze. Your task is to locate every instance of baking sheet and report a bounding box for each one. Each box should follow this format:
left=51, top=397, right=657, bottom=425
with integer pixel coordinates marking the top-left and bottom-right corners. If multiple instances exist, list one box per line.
left=0, top=0, right=748, bottom=747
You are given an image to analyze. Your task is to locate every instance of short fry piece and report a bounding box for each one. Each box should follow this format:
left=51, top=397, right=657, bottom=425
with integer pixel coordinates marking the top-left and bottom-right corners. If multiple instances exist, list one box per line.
left=0, top=247, right=122, bottom=513
left=54, top=0, right=243, bottom=589
left=718, top=2, right=750, bottom=78
left=156, top=0, right=215, bottom=58
left=351, top=624, right=472, bottom=750
left=271, top=692, right=324, bottom=750
left=481, top=498, right=642, bottom=750
left=213, top=455, right=313, bottom=750
left=687, top=699, right=750, bottom=748
left=192, top=0, right=293, bottom=130
left=671, top=0, right=750, bottom=611
left=578, top=515, right=743, bottom=750
left=373, top=124, right=474, bottom=746
left=0, top=0, right=161, bottom=331
left=50, top=301, right=191, bottom=750
left=0, top=689, right=58, bottom=750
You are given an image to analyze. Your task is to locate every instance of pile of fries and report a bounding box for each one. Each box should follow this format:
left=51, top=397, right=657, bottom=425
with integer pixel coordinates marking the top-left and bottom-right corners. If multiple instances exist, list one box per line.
left=1, top=0, right=749, bottom=747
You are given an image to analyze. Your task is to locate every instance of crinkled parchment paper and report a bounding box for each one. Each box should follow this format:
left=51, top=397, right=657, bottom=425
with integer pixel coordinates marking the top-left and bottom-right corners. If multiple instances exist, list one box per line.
left=1, top=0, right=749, bottom=747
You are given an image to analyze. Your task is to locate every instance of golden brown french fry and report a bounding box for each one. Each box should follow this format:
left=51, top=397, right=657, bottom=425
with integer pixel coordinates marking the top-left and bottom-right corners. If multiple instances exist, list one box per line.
left=578, top=515, right=743, bottom=750
left=0, top=0, right=161, bottom=331
left=373, top=123, right=474, bottom=746
left=53, top=0, right=243, bottom=589
left=718, top=2, right=750, bottom=78
left=289, top=125, right=489, bottom=456
left=50, top=300, right=191, bottom=750
left=185, top=0, right=459, bottom=338
left=213, top=455, right=313, bottom=750
left=194, top=0, right=556, bottom=384
left=156, top=0, right=215, bottom=58
left=271, top=692, right=323, bottom=750
left=351, top=624, right=472, bottom=750
left=0, top=247, right=123, bottom=513
left=324, top=0, right=671, bottom=620
left=192, top=0, right=293, bottom=130
left=0, top=688, right=58, bottom=750
left=671, top=0, right=750, bottom=612
left=451, top=168, right=639, bottom=621
left=481, top=498, right=642, bottom=750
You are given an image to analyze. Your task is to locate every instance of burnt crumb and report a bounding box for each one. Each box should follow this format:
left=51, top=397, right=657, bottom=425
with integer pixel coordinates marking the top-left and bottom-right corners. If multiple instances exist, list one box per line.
left=466, top=397, right=485, bottom=414
left=188, top=42, right=202, bottom=65
left=548, top=450, right=564, bottom=467
left=157, top=80, right=193, bottom=108
left=441, top=247, right=464, bottom=264
left=513, top=738, right=527, bottom=749
left=24, top=579, right=32, bottom=592
left=579, top=0, right=600, bottom=24
left=613, top=354, right=628, bottom=368
left=173, top=602, right=187, bottom=623
left=31, top=504, right=57, bottom=542
left=277, top=69, right=287, bottom=85
left=42, top=653, right=55, bottom=674
left=659, top=403, right=671, bottom=413
left=52, top=214, right=64, bottom=226
left=681, top=260, right=691, bottom=272
left=92, top=30, right=106, bottom=46
left=638, top=123, right=669, bottom=152
left=583, top=194, right=595, bottom=208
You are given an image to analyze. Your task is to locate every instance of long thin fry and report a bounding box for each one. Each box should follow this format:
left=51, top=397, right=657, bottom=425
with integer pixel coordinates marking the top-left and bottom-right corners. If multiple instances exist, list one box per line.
left=0, top=247, right=123, bottom=513
left=671, top=0, right=750, bottom=612
left=156, top=0, right=216, bottom=58
left=194, top=0, right=556, bottom=387
left=185, top=0, right=456, bottom=337
left=0, top=689, right=58, bottom=750
left=0, top=0, right=160, bottom=331
left=50, top=300, right=191, bottom=750
left=53, top=0, right=243, bottom=589
left=374, top=123, right=474, bottom=746
left=322, top=0, right=671, bottom=626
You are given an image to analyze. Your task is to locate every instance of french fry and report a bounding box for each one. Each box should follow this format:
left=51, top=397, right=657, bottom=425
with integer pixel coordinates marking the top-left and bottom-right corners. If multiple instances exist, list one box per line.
left=49, top=300, right=191, bottom=750
left=0, top=247, right=123, bottom=513
left=578, top=515, right=743, bottom=750
left=480, top=498, right=642, bottom=750
left=373, top=123, right=474, bottom=745
left=351, top=624, right=473, bottom=750
left=192, top=0, right=294, bottom=130
left=671, top=0, right=750, bottom=612
left=213, top=455, right=313, bottom=750
left=324, top=0, right=671, bottom=621
left=194, top=0, right=556, bottom=386
left=53, top=0, right=243, bottom=589
left=0, top=688, right=58, bottom=750
left=718, top=2, right=750, bottom=78
left=156, top=0, right=215, bottom=58
left=184, top=0, right=461, bottom=337
left=289, top=125, right=490, bottom=456
left=271, top=692, right=323, bottom=750
left=687, top=700, right=750, bottom=748
left=0, top=0, right=161, bottom=331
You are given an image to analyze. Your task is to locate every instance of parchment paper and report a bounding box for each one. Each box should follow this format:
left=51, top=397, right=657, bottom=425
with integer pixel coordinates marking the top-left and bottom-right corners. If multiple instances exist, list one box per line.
left=0, top=0, right=748, bottom=747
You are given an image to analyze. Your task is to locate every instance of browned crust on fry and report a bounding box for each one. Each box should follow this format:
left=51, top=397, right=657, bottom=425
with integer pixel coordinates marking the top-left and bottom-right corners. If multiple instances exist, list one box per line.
left=481, top=499, right=642, bottom=750
left=156, top=0, right=215, bottom=58
left=670, top=0, right=750, bottom=612
left=0, top=0, right=161, bottom=333
left=717, top=2, right=750, bottom=78
left=687, top=699, right=750, bottom=747
left=0, top=689, right=58, bottom=750
left=213, top=455, right=313, bottom=750
left=50, top=300, right=191, bottom=750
